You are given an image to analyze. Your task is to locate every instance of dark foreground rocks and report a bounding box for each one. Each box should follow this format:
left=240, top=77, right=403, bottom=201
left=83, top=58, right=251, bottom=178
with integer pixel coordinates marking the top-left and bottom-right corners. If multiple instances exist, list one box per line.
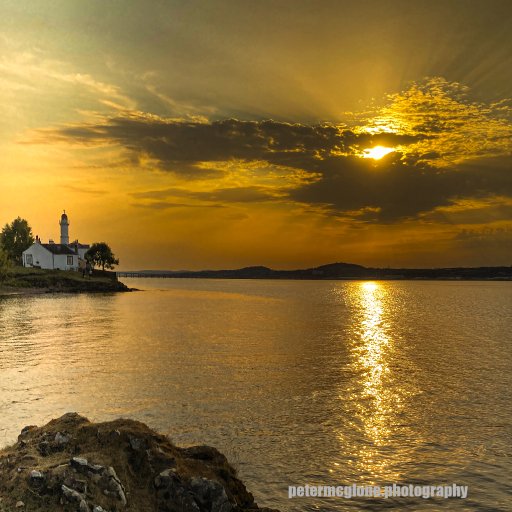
left=0, top=413, right=278, bottom=512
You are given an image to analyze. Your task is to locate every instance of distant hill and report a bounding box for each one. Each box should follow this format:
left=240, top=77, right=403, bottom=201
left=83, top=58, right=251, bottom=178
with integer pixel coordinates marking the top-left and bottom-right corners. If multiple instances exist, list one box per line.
left=118, top=262, right=512, bottom=281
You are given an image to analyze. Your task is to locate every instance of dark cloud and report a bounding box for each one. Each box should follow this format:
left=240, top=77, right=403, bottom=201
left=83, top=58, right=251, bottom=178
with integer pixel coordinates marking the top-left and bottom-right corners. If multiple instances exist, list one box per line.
left=48, top=116, right=416, bottom=174
left=423, top=201, right=512, bottom=225
left=290, top=155, right=512, bottom=222
left=40, top=111, right=512, bottom=222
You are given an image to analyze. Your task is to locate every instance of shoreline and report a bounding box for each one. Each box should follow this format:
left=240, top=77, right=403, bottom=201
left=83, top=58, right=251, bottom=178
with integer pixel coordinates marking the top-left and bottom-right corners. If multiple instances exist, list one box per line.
left=0, top=287, right=137, bottom=298
left=0, top=267, right=131, bottom=296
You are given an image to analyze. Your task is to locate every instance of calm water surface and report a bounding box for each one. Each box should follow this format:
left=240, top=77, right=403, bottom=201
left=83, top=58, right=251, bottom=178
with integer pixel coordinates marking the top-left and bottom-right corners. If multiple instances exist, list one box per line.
left=0, top=279, right=511, bottom=511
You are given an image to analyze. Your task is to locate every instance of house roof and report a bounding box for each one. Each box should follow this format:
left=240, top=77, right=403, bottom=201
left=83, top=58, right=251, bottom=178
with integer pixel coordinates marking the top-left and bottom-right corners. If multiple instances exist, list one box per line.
left=41, top=243, right=76, bottom=255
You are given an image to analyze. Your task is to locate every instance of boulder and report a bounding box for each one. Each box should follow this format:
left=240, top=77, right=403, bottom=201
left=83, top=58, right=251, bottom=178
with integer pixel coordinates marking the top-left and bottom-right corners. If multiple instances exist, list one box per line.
left=0, top=413, right=279, bottom=512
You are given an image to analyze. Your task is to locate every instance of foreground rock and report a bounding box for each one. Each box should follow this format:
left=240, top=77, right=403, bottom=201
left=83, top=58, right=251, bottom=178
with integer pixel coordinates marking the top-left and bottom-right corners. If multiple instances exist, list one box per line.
left=0, top=413, right=278, bottom=512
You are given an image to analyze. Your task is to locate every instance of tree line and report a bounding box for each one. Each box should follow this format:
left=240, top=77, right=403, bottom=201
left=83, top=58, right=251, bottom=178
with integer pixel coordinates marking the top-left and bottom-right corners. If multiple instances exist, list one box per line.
left=0, top=217, right=119, bottom=282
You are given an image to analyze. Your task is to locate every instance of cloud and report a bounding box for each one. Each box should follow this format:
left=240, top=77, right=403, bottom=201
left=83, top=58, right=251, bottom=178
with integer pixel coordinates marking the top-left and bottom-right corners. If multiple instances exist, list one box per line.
left=353, top=77, right=512, bottom=167
left=422, top=197, right=512, bottom=225
left=43, top=116, right=345, bottom=158
left=456, top=226, right=512, bottom=243
left=0, top=49, right=135, bottom=111
left=290, top=154, right=512, bottom=222
left=132, top=201, right=226, bottom=210
left=131, top=186, right=283, bottom=203
left=454, top=226, right=512, bottom=257
left=29, top=78, right=512, bottom=222
left=30, top=113, right=415, bottom=181
left=61, top=184, right=108, bottom=196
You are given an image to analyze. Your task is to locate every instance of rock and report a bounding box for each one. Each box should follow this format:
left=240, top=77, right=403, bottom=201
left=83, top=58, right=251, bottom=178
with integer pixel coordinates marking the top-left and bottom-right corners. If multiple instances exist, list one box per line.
left=101, top=466, right=127, bottom=506
left=182, top=445, right=227, bottom=462
left=71, top=456, right=89, bottom=472
left=0, top=414, right=278, bottom=512
left=154, top=468, right=199, bottom=512
left=189, top=477, right=233, bottom=512
left=15, top=501, right=25, bottom=508
left=29, top=469, right=45, bottom=488
left=20, top=425, right=36, bottom=436
left=62, top=483, right=85, bottom=503
left=71, top=478, right=88, bottom=494
left=30, top=469, right=44, bottom=479
left=79, top=499, right=90, bottom=511
left=54, top=432, right=70, bottom=446
left=154, top=467, right=178, bottom=488
left=37, top=440, right=51, bottom=456
left=129, top=436, right=146, bottom=451
left=87, top=463, right=104, bottom=474
left=70, top=456, right=104, bottom=476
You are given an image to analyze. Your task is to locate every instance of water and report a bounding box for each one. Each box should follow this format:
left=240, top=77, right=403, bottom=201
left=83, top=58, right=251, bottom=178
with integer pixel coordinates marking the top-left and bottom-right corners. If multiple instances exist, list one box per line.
left=0, top=279, right=511, bottom=511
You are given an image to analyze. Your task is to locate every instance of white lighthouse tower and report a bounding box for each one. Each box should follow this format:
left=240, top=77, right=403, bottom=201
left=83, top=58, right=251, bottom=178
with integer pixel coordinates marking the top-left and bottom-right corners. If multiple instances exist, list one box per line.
left=59, top=211, right=69, bottom=245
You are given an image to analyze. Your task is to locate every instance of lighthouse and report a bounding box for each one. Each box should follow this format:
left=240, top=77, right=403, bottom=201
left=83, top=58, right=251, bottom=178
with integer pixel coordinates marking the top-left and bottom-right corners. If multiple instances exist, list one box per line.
left=59, top=211, right=70, bottom=245
left=22, top=211, right=91, bottom=270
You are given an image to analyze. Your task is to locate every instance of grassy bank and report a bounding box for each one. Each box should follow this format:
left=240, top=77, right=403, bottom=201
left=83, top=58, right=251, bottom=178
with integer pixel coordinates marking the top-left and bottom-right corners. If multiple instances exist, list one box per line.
left=0, top=266, right=129, bottom=294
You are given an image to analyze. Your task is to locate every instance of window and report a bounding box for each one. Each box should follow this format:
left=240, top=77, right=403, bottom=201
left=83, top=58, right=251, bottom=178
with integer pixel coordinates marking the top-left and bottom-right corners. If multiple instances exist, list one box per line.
left=26, top=254, right=33, bottom=265
left=67, top=255, right=74, bottom=266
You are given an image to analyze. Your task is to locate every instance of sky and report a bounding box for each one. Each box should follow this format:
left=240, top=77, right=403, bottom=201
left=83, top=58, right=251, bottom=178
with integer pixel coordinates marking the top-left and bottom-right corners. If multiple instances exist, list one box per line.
left=1, top=0, right=511, bottom=270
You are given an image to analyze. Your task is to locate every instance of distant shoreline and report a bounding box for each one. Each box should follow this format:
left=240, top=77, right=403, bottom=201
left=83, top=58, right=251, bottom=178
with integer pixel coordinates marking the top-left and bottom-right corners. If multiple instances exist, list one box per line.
left=117, top=262, right=512, bottom=281
left=118, top=275, right=512, bottom=282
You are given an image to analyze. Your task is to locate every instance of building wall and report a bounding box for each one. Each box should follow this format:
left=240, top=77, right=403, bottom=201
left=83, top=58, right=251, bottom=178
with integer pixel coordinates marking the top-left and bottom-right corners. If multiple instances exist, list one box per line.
left=23, top=245, right=79, bottom=271
left=77, top=247, right=88, bottom=260
left=53, top=254, right=78, bottom=271
left=23, top=244, right=54, bottom=269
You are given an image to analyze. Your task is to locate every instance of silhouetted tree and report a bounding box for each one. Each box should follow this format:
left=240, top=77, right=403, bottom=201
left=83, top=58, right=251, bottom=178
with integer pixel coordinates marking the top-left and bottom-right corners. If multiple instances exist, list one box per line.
left=0, top=246, right=10, bottom=283
left=85, top=242, right=119, bottom=271
left=0, top=217, right=34, bottom=265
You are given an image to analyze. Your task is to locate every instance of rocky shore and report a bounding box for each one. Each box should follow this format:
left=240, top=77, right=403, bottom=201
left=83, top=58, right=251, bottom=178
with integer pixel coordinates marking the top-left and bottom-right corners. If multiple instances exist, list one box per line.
left=0, top=413, right=277, bottom=512
left=0, top=268, right=130, bottom=295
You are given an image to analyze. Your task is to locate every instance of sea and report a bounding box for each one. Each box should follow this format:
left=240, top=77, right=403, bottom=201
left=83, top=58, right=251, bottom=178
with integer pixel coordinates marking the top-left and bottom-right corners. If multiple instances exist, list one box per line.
left=1, top=278, right=511, bottom=511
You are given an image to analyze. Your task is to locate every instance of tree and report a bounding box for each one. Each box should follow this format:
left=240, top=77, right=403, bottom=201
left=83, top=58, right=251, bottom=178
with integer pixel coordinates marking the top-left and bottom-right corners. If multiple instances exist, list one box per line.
left=0, top=217, right=34, bottom=265
left=85, top=242, right=120, bottom=271
left=0, top=246, right=10, bottom=283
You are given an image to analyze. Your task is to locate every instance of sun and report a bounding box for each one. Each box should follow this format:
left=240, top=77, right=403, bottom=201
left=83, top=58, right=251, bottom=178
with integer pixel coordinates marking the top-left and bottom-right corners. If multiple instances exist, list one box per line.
left=362, top=146, right=395, bottom=160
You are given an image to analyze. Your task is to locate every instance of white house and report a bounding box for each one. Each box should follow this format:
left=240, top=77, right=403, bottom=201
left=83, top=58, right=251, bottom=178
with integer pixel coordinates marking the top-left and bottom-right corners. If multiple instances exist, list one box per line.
left=22, top=241, right=78, bottom=270
left=22, top=212, right=89, bottom=271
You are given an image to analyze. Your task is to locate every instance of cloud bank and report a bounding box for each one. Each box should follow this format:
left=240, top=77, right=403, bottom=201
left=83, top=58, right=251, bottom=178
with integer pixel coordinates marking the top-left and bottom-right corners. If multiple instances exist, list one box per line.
left=32, top=78, right=512, bottom=222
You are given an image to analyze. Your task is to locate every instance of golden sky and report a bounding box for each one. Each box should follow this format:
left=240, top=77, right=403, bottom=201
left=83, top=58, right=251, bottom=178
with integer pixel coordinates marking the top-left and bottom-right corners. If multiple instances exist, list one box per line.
left=1, top=0, right=512, bottom=269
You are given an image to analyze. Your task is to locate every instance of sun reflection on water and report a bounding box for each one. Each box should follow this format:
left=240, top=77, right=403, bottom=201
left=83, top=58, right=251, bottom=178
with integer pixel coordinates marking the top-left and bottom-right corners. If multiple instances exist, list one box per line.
left=335, top=281, right=412, bottom=482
